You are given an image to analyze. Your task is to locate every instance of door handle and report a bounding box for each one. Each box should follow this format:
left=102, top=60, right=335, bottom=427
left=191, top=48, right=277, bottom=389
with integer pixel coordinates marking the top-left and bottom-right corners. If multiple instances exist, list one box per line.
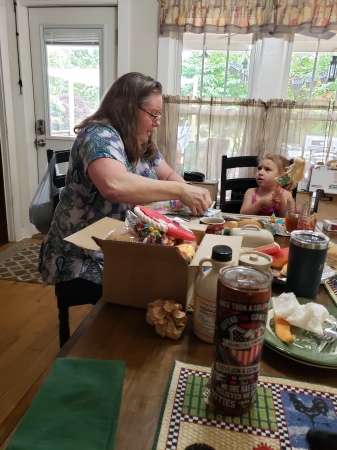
left=35, top=138, right=46, bottom=147
left=35, top=119, right=45, bottom=135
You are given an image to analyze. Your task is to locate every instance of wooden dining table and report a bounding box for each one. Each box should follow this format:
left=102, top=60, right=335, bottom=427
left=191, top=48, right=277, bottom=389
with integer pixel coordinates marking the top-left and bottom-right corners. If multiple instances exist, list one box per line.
left=4, top=224, right=337, bottom=450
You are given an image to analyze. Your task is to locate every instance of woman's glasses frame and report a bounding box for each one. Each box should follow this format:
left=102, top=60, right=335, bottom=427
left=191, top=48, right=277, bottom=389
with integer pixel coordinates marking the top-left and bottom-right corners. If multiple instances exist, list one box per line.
left=138, top=106, right=163, bottom=122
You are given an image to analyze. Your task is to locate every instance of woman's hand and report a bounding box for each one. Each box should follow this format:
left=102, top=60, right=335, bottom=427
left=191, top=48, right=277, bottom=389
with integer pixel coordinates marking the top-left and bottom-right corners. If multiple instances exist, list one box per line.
left=180, top=184, right=212, bottom=215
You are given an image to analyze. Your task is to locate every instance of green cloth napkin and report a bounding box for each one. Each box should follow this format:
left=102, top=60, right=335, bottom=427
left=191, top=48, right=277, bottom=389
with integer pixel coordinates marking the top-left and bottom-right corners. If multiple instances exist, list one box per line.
left=7, top=358, right=126, bottom=450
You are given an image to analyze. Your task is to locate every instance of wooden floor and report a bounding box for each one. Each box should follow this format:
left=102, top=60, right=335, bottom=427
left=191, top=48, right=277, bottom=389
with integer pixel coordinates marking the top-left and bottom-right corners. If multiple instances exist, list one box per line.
left=0, top=237, right=93, bottom=448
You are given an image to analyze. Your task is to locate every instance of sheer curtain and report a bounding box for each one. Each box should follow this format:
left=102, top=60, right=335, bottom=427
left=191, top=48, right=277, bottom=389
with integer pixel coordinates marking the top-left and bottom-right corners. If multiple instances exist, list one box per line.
left=156, top=96, right=337, bottom=180
left=156, top=96, right=266, bottom=180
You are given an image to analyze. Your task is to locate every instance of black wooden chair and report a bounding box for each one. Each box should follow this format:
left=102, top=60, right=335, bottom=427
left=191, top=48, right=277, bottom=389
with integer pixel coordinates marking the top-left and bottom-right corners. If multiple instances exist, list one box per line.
left=46, top=149, right=101, bottom=347
left=46, top=148, right=70, bottom=210
left=220, top=155, right=259, bottom=213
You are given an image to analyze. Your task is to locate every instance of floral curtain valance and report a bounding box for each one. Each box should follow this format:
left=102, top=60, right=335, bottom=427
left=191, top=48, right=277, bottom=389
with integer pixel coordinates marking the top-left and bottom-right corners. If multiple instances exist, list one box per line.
left=160, top=1, right=337, bottom=35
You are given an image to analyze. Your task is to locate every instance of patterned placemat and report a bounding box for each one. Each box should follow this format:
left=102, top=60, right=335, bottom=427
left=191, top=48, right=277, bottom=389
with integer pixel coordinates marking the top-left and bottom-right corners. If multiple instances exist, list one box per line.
left=222, top=213, right=289, bottom=236
left=0, top=242, right=41, bottom=284
left=153, top=360, right=337, bottom=450
left=324, top=276, right=337, bottom=307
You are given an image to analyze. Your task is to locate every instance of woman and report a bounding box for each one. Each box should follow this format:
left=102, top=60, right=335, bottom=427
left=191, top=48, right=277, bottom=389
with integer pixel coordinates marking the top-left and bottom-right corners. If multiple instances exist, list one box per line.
left=39, top=72, right=211, bottom=301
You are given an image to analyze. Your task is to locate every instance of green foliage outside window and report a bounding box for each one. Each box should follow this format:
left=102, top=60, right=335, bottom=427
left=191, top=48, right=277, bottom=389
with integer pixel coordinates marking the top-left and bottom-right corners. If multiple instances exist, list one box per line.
left=181, top=50, right=337, bottom=102
left=47, top=47, right=100, bottom=133
left=181, top=51, right=249, bottom=98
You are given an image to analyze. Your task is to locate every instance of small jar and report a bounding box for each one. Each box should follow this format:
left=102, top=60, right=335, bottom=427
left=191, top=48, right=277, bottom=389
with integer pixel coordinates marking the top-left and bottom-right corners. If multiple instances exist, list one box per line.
left=239, top=251, right=272, bottom=272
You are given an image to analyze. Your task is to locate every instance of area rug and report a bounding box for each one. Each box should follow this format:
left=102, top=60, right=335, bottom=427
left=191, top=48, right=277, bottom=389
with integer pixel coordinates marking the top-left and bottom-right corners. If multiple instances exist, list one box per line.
left=153, top=360, right=337, bottom=450
left=0, top=241, right=41, bottom=284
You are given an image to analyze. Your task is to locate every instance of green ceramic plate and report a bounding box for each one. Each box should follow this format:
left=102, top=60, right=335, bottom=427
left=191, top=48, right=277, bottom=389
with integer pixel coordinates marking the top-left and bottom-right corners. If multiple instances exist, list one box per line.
left=264, top=297, right=337, bottom=369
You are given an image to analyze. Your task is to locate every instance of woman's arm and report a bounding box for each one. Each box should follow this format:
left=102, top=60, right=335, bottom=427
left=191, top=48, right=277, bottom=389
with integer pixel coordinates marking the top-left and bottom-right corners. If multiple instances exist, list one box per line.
left=87, top=158, right=212, bottom=215
left=155, top=159, right=186, bottom=182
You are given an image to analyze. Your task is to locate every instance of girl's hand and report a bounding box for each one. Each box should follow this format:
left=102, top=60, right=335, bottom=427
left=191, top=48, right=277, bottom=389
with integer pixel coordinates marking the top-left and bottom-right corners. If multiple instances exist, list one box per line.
left=260, top=192, right=275, bottom=209
left=272, top=190, right=285, bottom=206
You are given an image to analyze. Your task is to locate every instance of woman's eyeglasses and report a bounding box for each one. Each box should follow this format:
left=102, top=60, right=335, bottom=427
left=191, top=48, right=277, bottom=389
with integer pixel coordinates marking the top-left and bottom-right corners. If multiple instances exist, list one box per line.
left=138, top=106, right=163, bottom=122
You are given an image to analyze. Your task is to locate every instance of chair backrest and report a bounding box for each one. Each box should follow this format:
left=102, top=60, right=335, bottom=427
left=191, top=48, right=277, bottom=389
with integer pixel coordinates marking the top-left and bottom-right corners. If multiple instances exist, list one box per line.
left=220, top=155, right=259, bottom=214
left=46, top=149, right=70, bottom=209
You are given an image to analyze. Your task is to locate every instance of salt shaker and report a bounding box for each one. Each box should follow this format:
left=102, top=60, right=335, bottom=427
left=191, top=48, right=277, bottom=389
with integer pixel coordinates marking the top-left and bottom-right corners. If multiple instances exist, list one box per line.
left=285, top=230, right=330, bottom=299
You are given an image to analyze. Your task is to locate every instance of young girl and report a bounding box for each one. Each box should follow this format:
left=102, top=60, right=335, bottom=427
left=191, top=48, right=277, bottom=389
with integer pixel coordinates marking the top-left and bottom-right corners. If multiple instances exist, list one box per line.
left=240, top=153, right=295, bottom=217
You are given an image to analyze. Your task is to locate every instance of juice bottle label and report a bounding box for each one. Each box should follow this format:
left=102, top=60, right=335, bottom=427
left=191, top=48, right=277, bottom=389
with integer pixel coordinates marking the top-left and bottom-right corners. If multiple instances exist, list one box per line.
left=193, top=293, right=216, bottom=342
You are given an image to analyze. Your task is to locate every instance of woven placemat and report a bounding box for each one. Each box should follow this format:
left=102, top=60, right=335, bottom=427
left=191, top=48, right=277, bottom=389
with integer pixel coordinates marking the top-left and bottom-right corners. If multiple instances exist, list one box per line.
left=324, top=276, right=337, bottom=307
left=222, top=213, right=290, bottom=237
left=0, top=241, right=41, bottom=284
left=153, top=360, right=337, bottom=450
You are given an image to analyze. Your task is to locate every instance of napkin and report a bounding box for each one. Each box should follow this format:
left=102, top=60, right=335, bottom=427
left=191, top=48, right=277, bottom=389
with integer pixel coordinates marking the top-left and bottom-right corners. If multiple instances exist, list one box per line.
left=146, top=299, right=187, bottom=339
left=272, top=292, right=334, bottom=335
left=7, top=358, right=126, bottom=450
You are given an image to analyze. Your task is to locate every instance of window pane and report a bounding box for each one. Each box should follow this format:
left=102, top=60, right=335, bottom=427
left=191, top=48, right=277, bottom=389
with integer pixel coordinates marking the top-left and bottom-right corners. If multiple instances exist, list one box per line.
left=181, top=33, right=252, bottom=98
left=288, top=33, right=337, bottom=101
left=47, top=44, right=100, bottom=137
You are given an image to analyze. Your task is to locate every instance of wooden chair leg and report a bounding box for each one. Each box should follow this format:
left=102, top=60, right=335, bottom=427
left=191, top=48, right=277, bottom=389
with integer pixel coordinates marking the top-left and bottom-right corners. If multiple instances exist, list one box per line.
left=58, top=306, right=70, bottom=348
left=313, top=189, right=324, bottom=214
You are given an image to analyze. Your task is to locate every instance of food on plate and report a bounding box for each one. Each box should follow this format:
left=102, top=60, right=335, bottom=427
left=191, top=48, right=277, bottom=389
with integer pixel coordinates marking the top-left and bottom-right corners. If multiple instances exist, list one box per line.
left=224, top=220, right=238, bottom=229
left=272, top=292, right=333, bottom=335
left=254, top=242, right=280, bottom=255
left=237, top=219, right=262, bottom=229
left=280, top=263, right=287, bottom=277
left=274, top=313, right=296, bottom=342
left=327, top=242, right=337, bottom=269
left=270, top=247, right=289, bottom=269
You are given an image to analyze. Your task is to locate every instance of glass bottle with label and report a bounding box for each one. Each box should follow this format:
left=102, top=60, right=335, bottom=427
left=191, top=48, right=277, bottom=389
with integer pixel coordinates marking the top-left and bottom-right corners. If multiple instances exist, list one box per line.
left=193, top=245, right=234, bottom=343
left=209, top=266, right=271, bottom=415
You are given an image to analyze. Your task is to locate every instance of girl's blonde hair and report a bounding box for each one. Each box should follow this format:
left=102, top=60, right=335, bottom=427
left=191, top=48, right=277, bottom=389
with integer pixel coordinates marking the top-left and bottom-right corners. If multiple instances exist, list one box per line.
left=258, top=153, right=295, bottom=191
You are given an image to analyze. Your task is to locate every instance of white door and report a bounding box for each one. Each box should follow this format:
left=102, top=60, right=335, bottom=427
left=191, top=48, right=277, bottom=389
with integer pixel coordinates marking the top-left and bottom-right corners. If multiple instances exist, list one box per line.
left=29, top=6, right=117, bottom=179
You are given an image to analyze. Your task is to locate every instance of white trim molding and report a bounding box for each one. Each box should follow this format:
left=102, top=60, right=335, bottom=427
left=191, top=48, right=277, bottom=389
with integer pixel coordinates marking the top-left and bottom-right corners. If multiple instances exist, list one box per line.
left=20, top=0, right=117, bottom=6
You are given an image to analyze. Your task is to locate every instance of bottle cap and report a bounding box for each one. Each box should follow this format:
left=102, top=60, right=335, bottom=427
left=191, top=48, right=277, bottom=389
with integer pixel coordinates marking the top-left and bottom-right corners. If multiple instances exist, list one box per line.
left=212, top=245, right=232, bottom=262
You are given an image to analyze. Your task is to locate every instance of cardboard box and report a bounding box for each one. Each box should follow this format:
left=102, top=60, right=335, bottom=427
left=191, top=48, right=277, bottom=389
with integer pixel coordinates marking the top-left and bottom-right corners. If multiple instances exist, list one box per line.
left=309, top=167, right=337, bottom=194
left=65, top=217, right=243, bottom=310
left=315, top=193, right=337, bottom=222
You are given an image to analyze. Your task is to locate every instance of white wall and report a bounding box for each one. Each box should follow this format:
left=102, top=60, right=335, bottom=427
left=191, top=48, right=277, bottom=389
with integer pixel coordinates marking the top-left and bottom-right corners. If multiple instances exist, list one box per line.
left=0, top=0, right=160, bottom=241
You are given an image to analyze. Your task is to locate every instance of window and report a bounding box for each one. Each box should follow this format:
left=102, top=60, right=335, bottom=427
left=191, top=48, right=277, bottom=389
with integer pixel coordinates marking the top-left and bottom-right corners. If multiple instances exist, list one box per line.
left=288, top=33, right=337, bottom=102
left=180, top=32, right=337, bottom=102
left=181, top=32, right=252, bottom=98
left=43, top=28, right=102, bottom=137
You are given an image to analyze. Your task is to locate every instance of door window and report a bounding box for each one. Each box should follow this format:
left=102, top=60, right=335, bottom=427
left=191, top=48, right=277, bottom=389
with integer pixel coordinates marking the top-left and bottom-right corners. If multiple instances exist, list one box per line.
left=43, top=28, right=102, bottom=137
